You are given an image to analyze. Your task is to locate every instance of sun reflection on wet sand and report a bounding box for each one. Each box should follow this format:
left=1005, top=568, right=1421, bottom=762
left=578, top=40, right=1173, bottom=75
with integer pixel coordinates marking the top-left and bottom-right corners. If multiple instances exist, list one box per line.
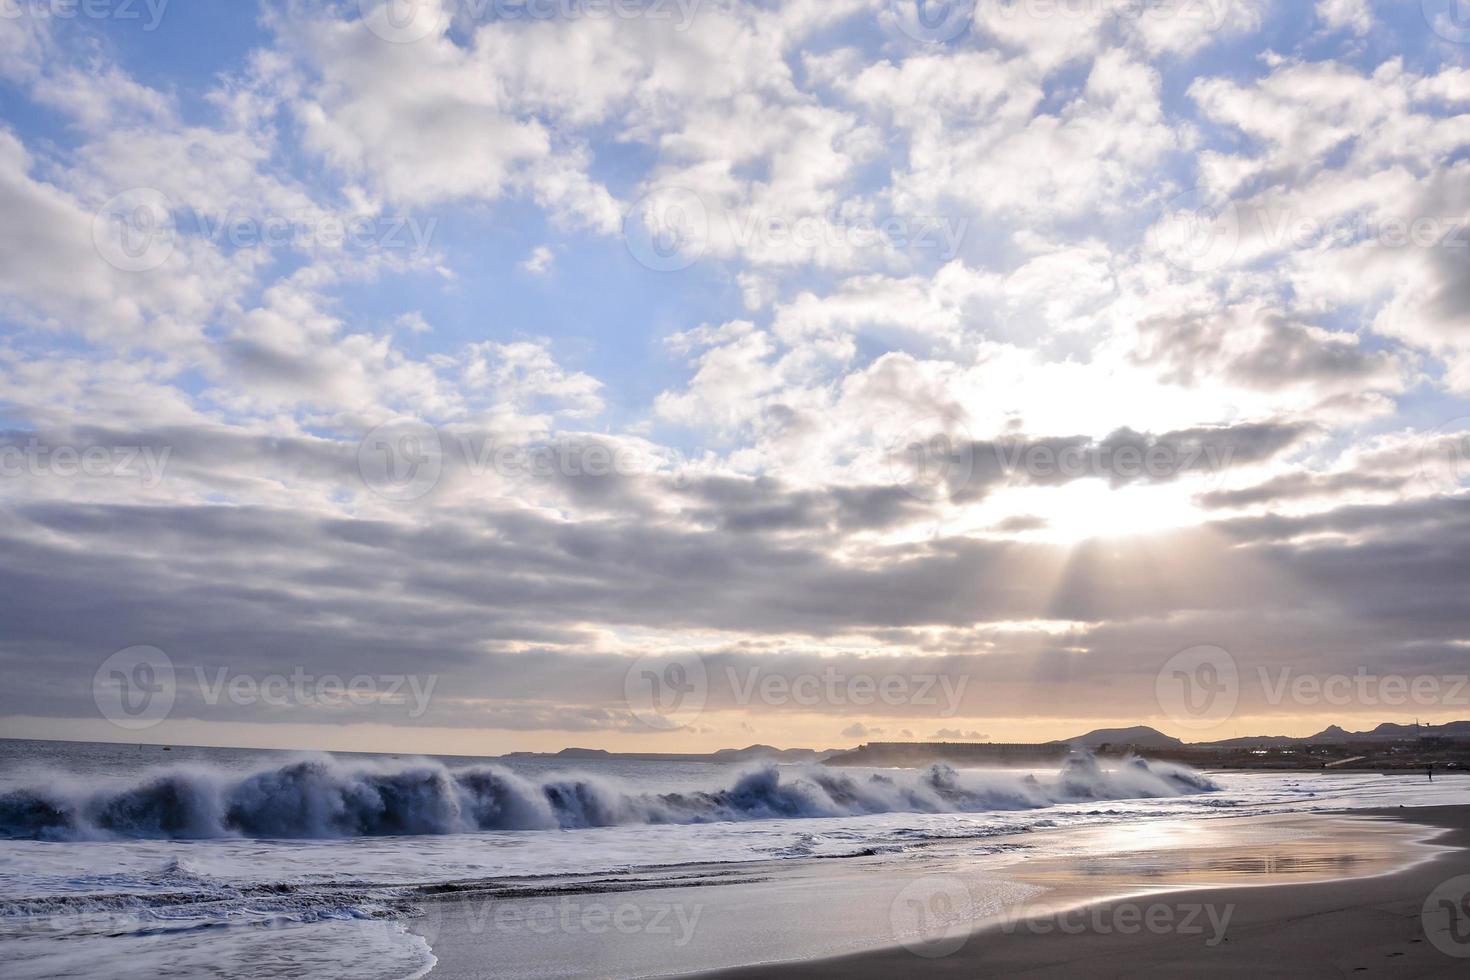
left=996, top=813, right=1446, bottom=919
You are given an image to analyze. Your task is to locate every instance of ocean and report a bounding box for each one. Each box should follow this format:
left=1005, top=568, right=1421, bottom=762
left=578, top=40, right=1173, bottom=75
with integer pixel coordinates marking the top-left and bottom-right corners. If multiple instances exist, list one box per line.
left=0, top=738, right=1462, bottom=979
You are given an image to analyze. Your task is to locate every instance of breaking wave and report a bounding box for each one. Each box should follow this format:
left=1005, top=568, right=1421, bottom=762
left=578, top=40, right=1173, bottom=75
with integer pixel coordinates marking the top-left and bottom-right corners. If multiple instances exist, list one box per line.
left=0, top=754, right=1218, bottom=841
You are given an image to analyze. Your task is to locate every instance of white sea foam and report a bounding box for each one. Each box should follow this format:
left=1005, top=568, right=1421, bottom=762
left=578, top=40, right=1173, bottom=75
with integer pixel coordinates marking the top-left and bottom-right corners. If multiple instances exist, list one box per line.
left=0, top=753, right=1217, bottom=841
left=1, top=744, right=1461, bottom=980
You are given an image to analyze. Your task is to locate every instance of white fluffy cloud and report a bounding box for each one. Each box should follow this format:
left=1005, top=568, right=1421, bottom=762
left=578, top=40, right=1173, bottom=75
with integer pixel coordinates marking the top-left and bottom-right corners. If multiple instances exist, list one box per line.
left=2, top=1, right=1469, bottom=744
left=1316, top=0, right=1373, bottom=34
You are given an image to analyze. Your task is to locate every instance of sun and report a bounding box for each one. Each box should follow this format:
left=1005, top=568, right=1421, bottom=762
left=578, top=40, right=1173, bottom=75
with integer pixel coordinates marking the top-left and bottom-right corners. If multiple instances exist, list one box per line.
left=1035, top=481, right=1206, bottom=543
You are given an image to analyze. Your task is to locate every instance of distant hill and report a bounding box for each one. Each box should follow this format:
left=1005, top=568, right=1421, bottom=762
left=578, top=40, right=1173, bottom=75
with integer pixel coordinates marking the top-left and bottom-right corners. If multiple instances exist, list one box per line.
left=1208, top=733, right=1304, bottom=748
left=503, top=744, right=835, bottom=763
left=1207, top=721, right=1470, bottom=747
left=500, top=722, right=1470, bottom=765
left=1308, top=721, right=1470, bottom=742
left=710, top=744, right=828, bottom=762
left=1054, top=726, right=1185, bottom=749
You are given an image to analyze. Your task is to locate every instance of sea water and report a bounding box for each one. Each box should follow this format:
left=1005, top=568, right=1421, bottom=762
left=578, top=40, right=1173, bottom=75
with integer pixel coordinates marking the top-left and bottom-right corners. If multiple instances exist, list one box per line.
left=0, top=738, right=1461, bottom=979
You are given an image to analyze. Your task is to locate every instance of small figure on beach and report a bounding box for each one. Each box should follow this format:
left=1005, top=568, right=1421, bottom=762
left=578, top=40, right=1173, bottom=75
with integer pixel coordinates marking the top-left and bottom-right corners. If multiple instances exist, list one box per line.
left=1427, top=765, right=1434, bottom=782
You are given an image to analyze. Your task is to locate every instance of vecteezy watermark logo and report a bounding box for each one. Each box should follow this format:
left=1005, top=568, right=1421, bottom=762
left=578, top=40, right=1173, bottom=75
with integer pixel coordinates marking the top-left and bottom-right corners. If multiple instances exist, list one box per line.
left=92, top=188, right=175, bottom=273
left=724, top=666, right=968, bottom=716
left=884, top=0, right=975, bottom=43
left=1257, top=668, right=1468, bottom=709
left=624, top=190, right=968, bottom=270
left=187, top=208, right=439, bottom=254
left=985, top=435, right=1236, bottom=487
left=1421, top=417, right=1470, bottom=495
left=1243, top=209, right=1470, bottom=252
left=94, top=189, right=437, bottom=271
left=624, top=652, right=708, bottom=731
left=1157, top=663, right=1469, bottom=715
left=1423, top=875, right=1470, bottom=957
left=359, top=0, right=702, bottom=42
left=886, top=417, right=974, bottom=503
left=1159, top=201, right=1470, bottom=270
left=999, top=901, right=1235, bottom=946
left=726, top=211, right=969, bottom=260
left=35, top=910, right=152, bottom=941
left=624, top=187, right=709, bottom=272
left=191, top=667, right=439, bottom=718
left=0, top=0, right=170, bottom=30
left=0, top=438, right=172, bottom=486
left=93, top=645, right=176, bottom=730
left=986, top=0, right=1233, bottom=30
left=890, top=876, right=975, bottom=958
left=1150, top=186, right=1241, bottom=273
left=358, top=0, right=450, bottom=43
left=1155, top=644, right=1239, bottom=731
left=355, top=424, right=692, bottom=501
left=414, top=896, right=704, bottom=952
left=357, top=418, right=446, bottom=502
left=1424, top=0, right=1470, bottom=44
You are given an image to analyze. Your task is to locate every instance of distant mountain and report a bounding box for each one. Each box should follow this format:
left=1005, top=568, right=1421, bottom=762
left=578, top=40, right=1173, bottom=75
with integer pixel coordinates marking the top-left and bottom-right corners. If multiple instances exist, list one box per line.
left=1208, top=733, right=1304, bottom=748
left=503, top=745, right=835, bottom=763
left=1309, top=721, right=1470, bottom=742
left=502, top=722, right=1470, bottom=764
left=1206, top=721, right=1470, bottom=747
left=1054, top=726, right=1185, bottom=749
left=709, top=744, right=828, bottom=762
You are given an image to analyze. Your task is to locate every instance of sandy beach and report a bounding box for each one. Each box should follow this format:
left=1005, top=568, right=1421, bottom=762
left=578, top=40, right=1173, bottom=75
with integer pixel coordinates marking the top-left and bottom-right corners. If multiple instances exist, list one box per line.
left=705, top=805, right=1470, bottom=979
left=412, top=797, right=1470, bottom=979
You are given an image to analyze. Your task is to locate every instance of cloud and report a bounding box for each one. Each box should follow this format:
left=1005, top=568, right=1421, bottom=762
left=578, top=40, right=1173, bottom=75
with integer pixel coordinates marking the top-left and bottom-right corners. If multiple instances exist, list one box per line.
left=1187, top=55, right=1470, bottom=388
left=1316, top=0, right=1372, bottom=35
left=520, top=245, right=555, bottom=276
left=1133, top=310, right=1403, bottom=395
left=283, top=13, right=554, bottom=209
left=1, top=1, right=1469, bottom=748
left=1198, top=471, right=1412, bottom=511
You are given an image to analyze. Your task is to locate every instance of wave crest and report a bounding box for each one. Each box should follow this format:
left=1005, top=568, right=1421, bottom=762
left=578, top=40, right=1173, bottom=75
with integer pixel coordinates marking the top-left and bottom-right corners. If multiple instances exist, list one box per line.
left=0, top=754, right=1217, bottom=841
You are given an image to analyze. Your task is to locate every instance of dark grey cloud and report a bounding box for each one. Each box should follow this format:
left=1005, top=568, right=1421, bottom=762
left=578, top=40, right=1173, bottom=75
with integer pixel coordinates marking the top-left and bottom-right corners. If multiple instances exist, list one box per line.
left=950, top=420, right=1311, bottom=501
left=676, top=476, right=929, bottom=534
left=1133, top=311, right=1398, bottom=390
left=3, top=481, right=1469, bottom=731
left=1198, top=470, right=1411, bottom=509
left=992, top=514, right=1048, bottom=532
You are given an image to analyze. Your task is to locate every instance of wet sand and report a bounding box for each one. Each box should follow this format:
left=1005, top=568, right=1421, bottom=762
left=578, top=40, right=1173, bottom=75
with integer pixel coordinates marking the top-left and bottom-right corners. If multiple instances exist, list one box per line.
left=417, top=808, right=1460, bottom=978
left=705, top=805, right=1470, bottom=979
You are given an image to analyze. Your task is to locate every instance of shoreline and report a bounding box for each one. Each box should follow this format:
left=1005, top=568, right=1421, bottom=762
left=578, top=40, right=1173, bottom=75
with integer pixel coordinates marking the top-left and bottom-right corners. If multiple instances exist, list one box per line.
left=415, top=806, right=1456, bottom=979
left=699, top=804, right=1470, bottom=978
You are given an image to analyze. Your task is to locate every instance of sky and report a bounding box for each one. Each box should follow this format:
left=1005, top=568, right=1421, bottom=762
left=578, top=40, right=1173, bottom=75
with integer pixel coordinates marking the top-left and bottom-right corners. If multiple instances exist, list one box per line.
left=1, top=0, right=1469, bottom=755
